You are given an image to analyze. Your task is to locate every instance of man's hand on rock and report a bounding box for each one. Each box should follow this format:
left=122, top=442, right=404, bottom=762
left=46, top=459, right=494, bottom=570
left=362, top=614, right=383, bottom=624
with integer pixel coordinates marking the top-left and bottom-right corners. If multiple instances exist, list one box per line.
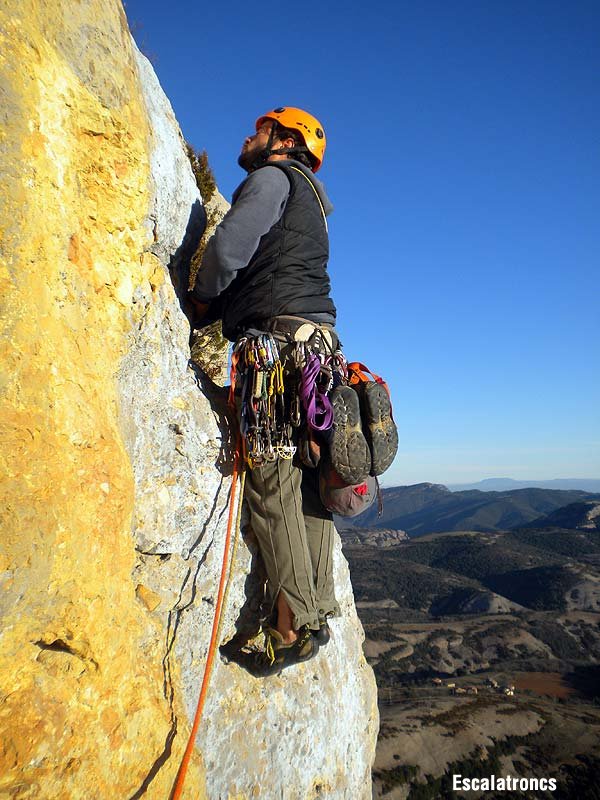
left=188, top=296, right=210, bottom=327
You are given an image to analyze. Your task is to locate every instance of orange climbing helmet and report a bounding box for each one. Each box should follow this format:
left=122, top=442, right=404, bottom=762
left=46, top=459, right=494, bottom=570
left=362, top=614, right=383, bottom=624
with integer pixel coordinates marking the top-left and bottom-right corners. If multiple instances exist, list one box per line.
left=255, top=106, right=327, bottom=172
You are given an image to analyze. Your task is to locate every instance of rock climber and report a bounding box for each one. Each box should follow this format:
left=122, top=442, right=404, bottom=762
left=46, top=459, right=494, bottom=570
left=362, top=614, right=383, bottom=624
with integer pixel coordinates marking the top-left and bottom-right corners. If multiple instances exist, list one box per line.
left=189, top=106, right=341, bottom=676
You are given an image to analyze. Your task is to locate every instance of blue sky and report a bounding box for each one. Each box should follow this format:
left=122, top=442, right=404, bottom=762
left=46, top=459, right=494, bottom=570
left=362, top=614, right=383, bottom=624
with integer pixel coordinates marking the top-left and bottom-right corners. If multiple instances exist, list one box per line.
left=124, top=0, right=600, bottom=486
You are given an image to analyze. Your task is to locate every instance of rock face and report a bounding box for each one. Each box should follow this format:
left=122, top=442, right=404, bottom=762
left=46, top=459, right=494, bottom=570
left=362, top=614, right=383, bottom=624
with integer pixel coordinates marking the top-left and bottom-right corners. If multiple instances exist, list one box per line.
left=0, top=3, right=378, bottom=799
left=340, top=529, right=409, bottom=547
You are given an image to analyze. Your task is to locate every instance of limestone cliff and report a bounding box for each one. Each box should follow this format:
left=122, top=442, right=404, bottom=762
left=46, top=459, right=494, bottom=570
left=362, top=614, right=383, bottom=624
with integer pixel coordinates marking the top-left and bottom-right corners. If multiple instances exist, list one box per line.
left=0, top=2, right=378, bottom=799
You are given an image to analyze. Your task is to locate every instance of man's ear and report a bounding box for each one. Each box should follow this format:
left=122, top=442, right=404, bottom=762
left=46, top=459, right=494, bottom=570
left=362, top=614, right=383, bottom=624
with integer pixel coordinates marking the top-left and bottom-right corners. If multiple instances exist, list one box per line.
left=275, top=136, right=295, bottom=151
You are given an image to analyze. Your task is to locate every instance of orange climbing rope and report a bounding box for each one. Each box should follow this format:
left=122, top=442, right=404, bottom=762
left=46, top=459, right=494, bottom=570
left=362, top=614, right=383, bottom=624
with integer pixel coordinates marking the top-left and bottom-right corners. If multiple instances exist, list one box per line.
left=171, top=439, right=245, bottom=800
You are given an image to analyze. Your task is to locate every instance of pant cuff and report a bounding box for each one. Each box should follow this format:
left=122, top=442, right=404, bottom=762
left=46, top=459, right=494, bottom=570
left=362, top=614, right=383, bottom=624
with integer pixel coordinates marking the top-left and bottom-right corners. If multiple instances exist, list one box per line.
left=317, top=601, right=341, bottom=619
left=292, top=610, right=320, bottom=631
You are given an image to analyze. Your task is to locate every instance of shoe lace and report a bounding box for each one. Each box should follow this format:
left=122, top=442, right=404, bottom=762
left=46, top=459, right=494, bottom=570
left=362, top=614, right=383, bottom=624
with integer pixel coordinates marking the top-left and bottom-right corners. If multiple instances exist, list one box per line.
left=261, top=627, right=311, bottom=666
left=262, top=630, right=277, bottom=666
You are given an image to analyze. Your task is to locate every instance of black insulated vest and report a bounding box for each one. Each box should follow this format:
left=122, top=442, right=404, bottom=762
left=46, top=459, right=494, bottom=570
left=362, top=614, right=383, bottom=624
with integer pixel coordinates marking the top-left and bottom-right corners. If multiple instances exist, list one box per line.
left=221, top=163, right=336, bottom=341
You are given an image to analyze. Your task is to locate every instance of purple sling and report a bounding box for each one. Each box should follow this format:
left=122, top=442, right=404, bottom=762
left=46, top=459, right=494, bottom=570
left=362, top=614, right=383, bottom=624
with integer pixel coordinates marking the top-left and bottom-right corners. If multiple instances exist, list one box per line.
left=299, top=353, right=334, bottom=431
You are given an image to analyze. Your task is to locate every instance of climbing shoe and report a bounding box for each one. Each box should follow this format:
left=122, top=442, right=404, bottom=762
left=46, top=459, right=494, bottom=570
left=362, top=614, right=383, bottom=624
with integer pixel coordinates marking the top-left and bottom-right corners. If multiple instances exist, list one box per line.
left=219, top=626, right=262, bottom=664
left=312, top=618, right=331, bottom=646
left=244, top=625, right=319, bottom=678
left=359, top=382, right=398, bottom=476
left=330, top=385, right=371, bottom=484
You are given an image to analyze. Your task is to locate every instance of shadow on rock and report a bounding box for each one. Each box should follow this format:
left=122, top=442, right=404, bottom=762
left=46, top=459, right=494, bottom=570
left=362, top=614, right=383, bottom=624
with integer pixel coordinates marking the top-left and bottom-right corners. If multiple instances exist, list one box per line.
left=166, top=197, right=205, bottom=322
left=188, top=360, right=238, bottom=478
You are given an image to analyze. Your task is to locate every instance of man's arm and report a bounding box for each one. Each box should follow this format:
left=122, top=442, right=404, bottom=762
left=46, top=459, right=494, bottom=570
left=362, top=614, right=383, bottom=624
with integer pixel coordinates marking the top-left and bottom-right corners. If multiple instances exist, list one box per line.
left=191, top=167, right=290, bottom=303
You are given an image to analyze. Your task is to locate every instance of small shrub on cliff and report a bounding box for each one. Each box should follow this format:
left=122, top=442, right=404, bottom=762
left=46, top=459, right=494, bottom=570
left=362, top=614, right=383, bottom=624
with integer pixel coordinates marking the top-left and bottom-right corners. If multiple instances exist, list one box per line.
left=186, top=143, right=216, bottom=203
left=185, top=142, right=222, bottom=290
left=185, top=142, right=223, bottom=289
left=184, top=143, right=229, bottom=378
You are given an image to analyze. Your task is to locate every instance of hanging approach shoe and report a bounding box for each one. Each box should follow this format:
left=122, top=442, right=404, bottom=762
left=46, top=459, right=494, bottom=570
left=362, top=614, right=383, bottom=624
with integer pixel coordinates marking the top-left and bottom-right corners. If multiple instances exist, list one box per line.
left=330, top=385, right=371, bottom=484
left=244, top=625, right=319, bottom=678
left=360, top=381, right=398, bottom=476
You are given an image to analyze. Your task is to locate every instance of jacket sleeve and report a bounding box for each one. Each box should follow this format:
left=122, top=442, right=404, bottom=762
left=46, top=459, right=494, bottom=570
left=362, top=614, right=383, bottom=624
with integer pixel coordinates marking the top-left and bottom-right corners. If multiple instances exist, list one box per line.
left=191, top=167, right=290, bottom=302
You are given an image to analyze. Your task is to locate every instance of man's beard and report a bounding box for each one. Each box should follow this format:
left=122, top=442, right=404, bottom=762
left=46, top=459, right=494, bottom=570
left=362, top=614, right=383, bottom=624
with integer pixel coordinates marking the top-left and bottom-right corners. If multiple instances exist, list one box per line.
left=237, top=144, right=266, bottom=173
left=237, top=150, right=253, bottom=171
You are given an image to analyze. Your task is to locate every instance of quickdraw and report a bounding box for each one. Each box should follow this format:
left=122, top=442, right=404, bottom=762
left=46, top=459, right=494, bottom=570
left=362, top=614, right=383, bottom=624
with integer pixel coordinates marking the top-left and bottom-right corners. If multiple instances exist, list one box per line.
left=234, top=334, right=295, bottom=468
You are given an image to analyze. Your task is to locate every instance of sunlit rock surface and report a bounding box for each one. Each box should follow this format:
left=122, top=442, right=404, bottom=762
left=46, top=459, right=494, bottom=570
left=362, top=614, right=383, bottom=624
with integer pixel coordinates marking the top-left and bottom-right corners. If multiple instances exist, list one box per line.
left=0, top=2, right=378, bottom=798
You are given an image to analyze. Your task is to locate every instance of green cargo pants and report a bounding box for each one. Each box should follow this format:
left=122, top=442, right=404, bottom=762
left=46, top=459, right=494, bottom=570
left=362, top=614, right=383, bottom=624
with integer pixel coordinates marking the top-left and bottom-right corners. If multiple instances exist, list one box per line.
left=239, top=319, right=341, bottom=631
left=244, top=457, right=340, bottom=631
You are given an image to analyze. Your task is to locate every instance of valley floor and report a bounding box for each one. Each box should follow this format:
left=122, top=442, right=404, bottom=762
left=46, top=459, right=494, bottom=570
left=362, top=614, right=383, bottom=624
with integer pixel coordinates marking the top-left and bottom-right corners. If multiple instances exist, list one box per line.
left=359, top=605, right=600, bottom=799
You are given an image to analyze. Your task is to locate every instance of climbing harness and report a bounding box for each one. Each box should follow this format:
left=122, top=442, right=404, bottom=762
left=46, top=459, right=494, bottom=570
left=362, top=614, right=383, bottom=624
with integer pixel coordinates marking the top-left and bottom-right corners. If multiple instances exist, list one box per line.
left=232, top=327, right=347, bottom=469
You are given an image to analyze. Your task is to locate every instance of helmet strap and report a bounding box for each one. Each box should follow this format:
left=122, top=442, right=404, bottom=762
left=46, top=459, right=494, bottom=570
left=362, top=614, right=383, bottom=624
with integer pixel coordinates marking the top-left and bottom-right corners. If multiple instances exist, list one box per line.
left=250, top=121, right=310, bottom=171
left=249, top=122, right=278, bottom=171
left=268, top=145, right=310, bottom=158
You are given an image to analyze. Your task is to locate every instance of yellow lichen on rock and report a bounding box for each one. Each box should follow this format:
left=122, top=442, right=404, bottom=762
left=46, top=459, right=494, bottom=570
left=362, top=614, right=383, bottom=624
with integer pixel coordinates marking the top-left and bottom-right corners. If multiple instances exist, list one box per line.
left=0, top=2, right=203, bottom=797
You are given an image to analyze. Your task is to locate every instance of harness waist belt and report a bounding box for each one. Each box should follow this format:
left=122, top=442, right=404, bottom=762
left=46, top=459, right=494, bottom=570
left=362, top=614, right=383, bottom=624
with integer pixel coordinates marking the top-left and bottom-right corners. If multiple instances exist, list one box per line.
left=258, top=315, right=336, bottom=347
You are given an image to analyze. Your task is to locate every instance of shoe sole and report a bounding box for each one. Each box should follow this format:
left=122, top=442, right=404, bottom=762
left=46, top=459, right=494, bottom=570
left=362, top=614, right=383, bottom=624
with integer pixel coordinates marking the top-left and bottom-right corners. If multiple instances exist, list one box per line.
left=330, top=386, right=371, bottom=484
left=361, top=383, right=398, bottom=475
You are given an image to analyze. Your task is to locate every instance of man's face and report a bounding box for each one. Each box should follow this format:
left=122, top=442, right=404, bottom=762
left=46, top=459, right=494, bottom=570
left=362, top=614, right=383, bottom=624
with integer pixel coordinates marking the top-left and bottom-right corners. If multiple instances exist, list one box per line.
left=238, top=120, right=275, bottom=172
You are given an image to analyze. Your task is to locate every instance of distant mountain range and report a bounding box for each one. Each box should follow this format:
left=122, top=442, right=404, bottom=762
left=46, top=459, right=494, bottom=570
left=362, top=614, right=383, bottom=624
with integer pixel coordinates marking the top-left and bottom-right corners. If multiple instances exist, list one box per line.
left=337, top=483, right=600, bottom=537
left=446, top=477, right=600, bottom=493
left=342, top=500, right=600, bottom=617
left=343, top=527, right=599, bottom=616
